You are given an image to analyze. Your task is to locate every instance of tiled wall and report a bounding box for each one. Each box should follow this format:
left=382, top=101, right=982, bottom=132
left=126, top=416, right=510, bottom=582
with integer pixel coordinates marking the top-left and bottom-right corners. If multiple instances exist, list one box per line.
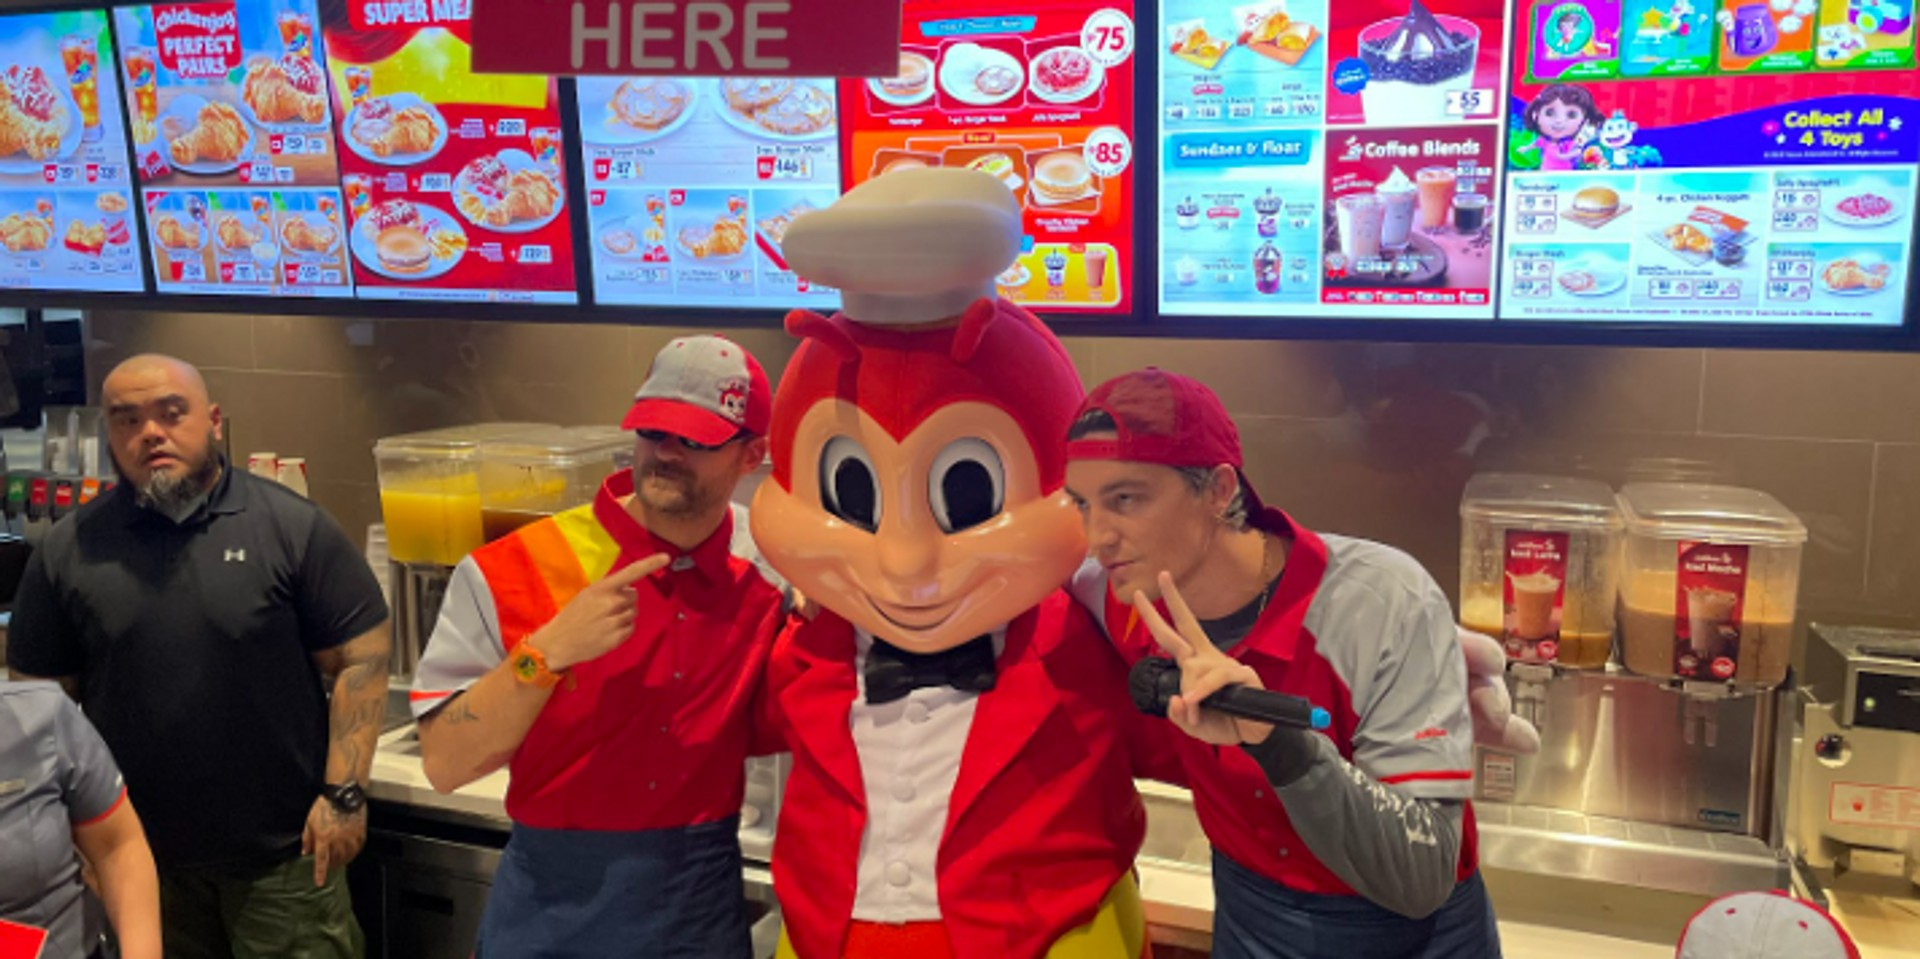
left=84, top=310, right=1920, bottom=645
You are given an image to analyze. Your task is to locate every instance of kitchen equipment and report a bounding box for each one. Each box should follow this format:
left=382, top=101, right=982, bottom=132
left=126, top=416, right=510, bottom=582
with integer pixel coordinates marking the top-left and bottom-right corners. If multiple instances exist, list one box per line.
left=478, top=425, right=629, bottom=542
left=1794, top=624, right=1920, bottom=888
left=1616, top=483, right=1806, bottom=687
left=1463, top=480, right=1802, bottom=905
left=375, top=423, right=553, bottom=679
left=1460, top=473, right=1623, bottom=672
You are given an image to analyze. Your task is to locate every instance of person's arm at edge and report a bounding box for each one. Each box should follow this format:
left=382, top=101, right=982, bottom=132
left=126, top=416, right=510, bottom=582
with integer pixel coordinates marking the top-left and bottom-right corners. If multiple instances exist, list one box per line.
left=72, top=798, right=161, bottom=959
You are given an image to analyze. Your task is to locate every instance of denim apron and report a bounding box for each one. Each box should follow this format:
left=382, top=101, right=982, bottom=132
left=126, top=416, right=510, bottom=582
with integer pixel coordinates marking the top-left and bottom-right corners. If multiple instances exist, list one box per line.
left=1210, top=850, right=1503, bottom=959
left=474, top=816, right=750, bottom=959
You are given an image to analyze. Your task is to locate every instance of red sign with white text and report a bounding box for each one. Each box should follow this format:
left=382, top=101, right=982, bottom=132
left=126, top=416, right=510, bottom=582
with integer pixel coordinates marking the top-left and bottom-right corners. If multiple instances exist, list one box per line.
left=467, top=0, right=903, bottom=78
left=154, top=3, right=243, bottom=81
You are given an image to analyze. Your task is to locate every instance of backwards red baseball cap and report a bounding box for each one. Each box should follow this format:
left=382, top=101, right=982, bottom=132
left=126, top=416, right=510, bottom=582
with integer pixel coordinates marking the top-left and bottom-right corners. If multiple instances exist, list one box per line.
left=621, top=335, right=771, bottom=446
left=1067, top=367, right=1265, bottom=511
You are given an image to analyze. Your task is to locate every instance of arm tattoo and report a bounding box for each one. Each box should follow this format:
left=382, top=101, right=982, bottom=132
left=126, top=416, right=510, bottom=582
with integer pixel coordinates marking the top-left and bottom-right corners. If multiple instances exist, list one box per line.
left=437, top=697, right=480, bottom=726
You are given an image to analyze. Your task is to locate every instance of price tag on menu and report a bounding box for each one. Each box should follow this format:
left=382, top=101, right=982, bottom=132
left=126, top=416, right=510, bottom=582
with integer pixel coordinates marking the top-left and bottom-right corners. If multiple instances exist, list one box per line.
left=179, top=263, right=206, bottom=282
left=1517, top=212, right=1557, bottom=233
left=297, top=263, right=322, bottom=285
left=517, top=245, right=553, bottom=265
left=609, top=158, right=641, bottom=181
left=1446, top=89, right=1494, bottom=117
left=1228, top=101, right=1254, bottom=120
left=1773, top=189, right=1818, bottom=210
left=1264, top=98, right=1290, bottom=117
left=1195, top=102, right=1223, bottom=121
left=419, top=173, right=453, bottom=192
left=1165, top=103, right=1188, bottom=121
left=496, top=119, right=527, bottom=138
left=1080, top=9, right=1135, bottom=66
left=1768, top=257, right=1814, bottom=279
left=757, top=152, right=811, bottom=181
left=1083, top=127, right=1132, bottom=177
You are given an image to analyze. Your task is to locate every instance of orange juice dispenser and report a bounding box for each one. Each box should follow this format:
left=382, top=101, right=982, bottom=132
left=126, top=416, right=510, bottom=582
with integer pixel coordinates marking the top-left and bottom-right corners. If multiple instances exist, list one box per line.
left=478, top=426, right=630, bottom=543
left=375, top=423, right=553, bottom=676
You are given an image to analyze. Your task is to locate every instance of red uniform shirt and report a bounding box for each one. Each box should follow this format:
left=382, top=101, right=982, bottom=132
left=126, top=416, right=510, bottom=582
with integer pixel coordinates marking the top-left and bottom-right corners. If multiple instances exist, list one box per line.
left=1101, top=507, right=1479, bottom=895
left=411, top=470, right=786, bottom=830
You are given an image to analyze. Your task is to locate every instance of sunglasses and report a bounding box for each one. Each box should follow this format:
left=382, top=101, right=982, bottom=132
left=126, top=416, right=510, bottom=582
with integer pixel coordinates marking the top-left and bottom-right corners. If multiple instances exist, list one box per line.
left=634, top=428, right=744, bottom=452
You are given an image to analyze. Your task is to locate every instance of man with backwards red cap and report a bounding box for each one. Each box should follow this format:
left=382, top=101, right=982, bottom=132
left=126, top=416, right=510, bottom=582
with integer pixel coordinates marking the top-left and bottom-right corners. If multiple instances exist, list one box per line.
left=410, top=336, right=787, bottom=957
left=1063, top=368, right=1501, bottom=958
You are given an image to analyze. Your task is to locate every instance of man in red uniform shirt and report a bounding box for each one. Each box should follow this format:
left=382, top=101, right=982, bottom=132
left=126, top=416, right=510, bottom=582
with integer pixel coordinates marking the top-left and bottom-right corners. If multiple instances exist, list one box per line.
left=411, top=335, right=786, bottom=957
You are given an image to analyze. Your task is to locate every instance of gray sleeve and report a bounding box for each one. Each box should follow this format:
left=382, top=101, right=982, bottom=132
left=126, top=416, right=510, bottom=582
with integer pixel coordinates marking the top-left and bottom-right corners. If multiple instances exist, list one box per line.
left=1243, top=730, right=1464, bottom=919
left=52, top=691, right=125, bottom=824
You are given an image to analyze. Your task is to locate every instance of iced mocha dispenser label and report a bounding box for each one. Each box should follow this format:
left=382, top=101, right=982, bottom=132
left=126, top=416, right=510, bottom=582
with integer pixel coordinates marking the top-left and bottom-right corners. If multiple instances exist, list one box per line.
left=1674, top=542, right=1749, bottom=680
left=1503, top=529, right=1568, bottom=663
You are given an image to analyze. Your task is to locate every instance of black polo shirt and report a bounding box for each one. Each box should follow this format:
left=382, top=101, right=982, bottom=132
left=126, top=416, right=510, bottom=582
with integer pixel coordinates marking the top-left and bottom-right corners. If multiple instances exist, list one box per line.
left=6, top=464, right=388, bottom=870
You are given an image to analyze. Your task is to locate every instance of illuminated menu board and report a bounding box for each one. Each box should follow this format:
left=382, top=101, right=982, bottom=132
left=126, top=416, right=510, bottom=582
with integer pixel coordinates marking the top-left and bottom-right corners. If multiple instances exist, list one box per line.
left=842, top=0, right=1139, bottom=313
left=115, top=0, right=351, bottom=297
left=576, top=77, right=843, bottom=309
left=1499, top=0, right=1919, bottom=327
left=322, top=0, right=577, bottom=304
left=1158, top=0, right=1506, bottom=318
left=0, top=8, right=145, bottom=293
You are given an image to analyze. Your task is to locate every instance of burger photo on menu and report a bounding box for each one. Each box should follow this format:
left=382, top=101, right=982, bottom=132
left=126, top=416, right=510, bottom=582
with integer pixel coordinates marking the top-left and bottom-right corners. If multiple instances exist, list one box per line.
left=869, top=50, right=936, bottom=106
left=350, top=198, right=465, bottom=281
left=1327, top=0, right=1505, bottom=127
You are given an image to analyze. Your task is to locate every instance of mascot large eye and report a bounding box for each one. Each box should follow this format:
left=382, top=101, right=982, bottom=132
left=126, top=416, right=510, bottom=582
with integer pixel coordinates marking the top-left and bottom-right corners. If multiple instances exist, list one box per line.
left=820, top=436, right=880, bottom=532
left=928, top=438, right=1004, bottom=534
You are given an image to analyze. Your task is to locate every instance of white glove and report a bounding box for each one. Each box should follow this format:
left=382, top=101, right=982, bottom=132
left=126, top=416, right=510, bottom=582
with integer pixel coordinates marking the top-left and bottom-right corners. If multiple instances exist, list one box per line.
left=1459, top=626, right=1540, bottom=755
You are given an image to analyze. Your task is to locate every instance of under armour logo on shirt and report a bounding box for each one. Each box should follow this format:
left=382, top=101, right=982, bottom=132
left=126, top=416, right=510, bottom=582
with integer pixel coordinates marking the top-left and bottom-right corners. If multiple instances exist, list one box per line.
left=225, top=548, right=246, bottom=563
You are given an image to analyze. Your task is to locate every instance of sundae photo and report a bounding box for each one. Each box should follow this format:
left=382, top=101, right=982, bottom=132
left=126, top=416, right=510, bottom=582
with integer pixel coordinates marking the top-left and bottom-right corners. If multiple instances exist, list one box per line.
left=1349, top=0, right=1484, bottom=126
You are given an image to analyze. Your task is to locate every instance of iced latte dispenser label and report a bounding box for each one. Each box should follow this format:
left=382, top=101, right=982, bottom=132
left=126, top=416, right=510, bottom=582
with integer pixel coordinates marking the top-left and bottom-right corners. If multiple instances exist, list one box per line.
left=1674, top=542, right=1749, bottom=679
left=1503, top=529, right=1568, bottom=662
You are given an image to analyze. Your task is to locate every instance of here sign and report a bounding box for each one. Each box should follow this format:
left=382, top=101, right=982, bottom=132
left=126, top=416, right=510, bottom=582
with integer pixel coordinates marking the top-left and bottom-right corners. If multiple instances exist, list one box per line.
left=471, top=0, right=904, bottom=77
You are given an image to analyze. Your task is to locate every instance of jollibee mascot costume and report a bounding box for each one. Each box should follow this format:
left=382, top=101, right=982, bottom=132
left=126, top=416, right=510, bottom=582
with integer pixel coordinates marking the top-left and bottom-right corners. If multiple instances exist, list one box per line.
left=750, top=168, right=1154, bottom=958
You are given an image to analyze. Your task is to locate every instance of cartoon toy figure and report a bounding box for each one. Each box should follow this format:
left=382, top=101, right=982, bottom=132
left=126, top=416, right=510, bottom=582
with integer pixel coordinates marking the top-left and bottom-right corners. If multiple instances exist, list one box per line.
left=750, top=167, right=1158, bottom=959
left=1580, top=108, right=1662, bottom=169
left=1522, top=83, right=1603, bottom=171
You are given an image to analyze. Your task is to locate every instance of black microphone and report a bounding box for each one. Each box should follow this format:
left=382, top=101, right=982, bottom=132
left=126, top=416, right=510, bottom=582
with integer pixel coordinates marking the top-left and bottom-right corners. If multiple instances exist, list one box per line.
left=1128, top=657, right=1330, bottom=731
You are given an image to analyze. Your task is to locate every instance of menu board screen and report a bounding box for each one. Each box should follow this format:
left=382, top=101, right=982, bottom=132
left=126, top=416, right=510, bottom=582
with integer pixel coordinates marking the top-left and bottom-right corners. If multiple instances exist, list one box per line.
left=116, top=0, right=351, bottom=297
left=841, top=0, right=1138, bottom=313
left=0, top=9, right=145, bottom=293
left=576, top=77, right=842, bottom=309
left=1158, top=0, right=1506, bottom=318
left=321, top=0, right=577, bottom=304
left=1498, top=1, right=1919, bottom=326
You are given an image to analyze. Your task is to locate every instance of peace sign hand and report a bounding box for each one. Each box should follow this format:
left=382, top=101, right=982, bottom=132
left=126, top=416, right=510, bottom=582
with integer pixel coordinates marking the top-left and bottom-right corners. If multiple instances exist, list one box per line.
left=1132, top=571, right=1274, bottom=746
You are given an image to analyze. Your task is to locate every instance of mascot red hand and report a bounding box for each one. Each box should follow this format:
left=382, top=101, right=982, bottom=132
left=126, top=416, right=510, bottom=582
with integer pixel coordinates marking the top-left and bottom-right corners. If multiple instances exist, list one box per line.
left=751, top=168, right=1151, bottom=959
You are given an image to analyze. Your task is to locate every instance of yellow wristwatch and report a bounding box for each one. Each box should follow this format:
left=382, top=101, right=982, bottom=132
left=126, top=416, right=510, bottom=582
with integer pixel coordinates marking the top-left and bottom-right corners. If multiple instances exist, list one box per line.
left=509, top=639, right=564, bottom=688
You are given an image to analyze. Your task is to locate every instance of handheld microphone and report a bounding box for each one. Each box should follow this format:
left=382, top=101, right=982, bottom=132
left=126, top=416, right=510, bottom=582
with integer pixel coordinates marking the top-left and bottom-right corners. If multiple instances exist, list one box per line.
left=1128, top=657, right=1331, bottom=731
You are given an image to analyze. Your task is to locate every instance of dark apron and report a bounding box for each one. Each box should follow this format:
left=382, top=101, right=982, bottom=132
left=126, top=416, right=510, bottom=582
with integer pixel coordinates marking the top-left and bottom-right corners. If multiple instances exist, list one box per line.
left=1210, top=851, right=1503, bottom=959
left=475, top=816, right=751, bottom=959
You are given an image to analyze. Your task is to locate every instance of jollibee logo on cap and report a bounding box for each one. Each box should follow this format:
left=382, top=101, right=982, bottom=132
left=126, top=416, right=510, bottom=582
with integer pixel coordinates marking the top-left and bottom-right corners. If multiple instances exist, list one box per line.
left=718, top=377, right=749, bottom=422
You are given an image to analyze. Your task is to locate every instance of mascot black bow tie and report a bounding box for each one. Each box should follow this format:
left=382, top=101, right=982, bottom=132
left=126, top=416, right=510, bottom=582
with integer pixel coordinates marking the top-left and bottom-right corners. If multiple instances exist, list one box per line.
left=863, top=635, right=997, bottom=705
